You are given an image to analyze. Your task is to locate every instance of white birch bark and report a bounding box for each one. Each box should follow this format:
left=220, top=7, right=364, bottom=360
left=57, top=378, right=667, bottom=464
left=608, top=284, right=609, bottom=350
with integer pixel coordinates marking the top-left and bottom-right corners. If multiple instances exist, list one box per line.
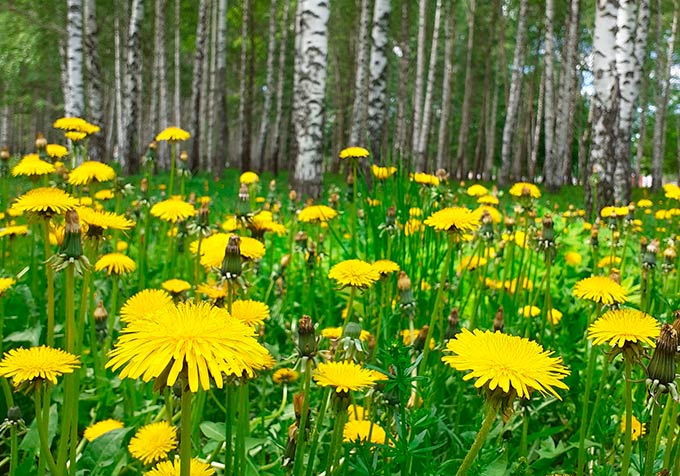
left=190, top=0, right=209, bottom=171
left=411, top=0, right=427, bottom=157
left=256, top=0, right=279, bottom=170
left=529, top=69, right=545, bottom=180
left=114, top=4, right=123, bottom=160
left=199, top=0, right=212, bottom=170
left=436, top=4, right=456, bottom=171
left=292, top=0, right=329, bottom=197
left=65, top=0, right=84, bottom=118
left=214, top=0, right=228, bottom=174
left=174, top=0, right=181, bottom=126
left=271, top=0, right=292, bottom=173
left=455, top=0, right=477, bottom=177
left=154, top=0, right=170, bottom=168
left=238, top=0, right=253, bottom=170
left=83, top=0, right=104, bottom=161
left=348, top=0, right=371, bottom=146
left=367, top=0, right=391, bottom=160
left=484, top=72, right=500, bottom=180
left=586, top=0, right=619, bottom=213
left=392, top=0, right=410, bottom=161
left=121, top=0, right=144, bottom=172
left=499, top=0, right=528, bottom=185
left=541, top=0, right=556, bottom=187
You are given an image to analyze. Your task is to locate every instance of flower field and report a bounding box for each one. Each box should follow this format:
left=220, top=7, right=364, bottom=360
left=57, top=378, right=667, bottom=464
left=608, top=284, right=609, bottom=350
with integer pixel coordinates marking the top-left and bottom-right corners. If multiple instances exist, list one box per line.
left=1, top=124, right=680, bottom=476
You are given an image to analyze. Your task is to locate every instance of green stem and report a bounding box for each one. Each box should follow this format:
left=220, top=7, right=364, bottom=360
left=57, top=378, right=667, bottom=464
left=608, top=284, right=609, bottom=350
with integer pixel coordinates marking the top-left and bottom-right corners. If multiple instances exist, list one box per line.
left=455, top=400, right=499, bottom=476
left=342, top=287, right=356, bottom=330
left=304, top=388, right=331, bottom=476
left=663, top=400, right=678, bottom=470
left=621, top=358, right=633, bottom=476
left=180, top=386, right=193, bottom=476
left=292, top=359, right=313, bottom=476
left=576, top=338, right=599, bottom=475
left=43, top=221, right=55, bottom=346
left=235, top=382, right=249, bottom=476
left=325, top=408, right=347, bottom=476
left=35, top=383, right=58, bottom=476
left=9, top=423, right=17, bottom=476
left=644, top=401, right=662, bottom=476
left=106, top=275, right=120, bottom=353
left=224, top=385, right=233, bottom=476
left=169, top=143, right=176, bottom=197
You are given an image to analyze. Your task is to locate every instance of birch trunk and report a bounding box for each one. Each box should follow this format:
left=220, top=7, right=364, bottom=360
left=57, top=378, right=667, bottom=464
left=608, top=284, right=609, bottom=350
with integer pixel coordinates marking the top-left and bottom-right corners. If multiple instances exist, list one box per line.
left=65, top=0, right=84, bottom=118
left=529, top=68, right=545, bottom=180
left=367, top=0, right=391, bottom=161
left=114, top=4, right=123, bottom=160
left=121, top=0, right=144, bottom=173
left=498, top=0, right=528, bottom=185
left=635, top=76, right=648, bottom=181
left=541, top=0, right=556, bottom=187
left=392, top=0, right=410, bottom=162
left=484, top=72, right=500, bottom=180
left=349, top=0, right=371, bottom=146
left=189, top=0, right=209, bottom=171
left=454, top=0, right=477, bottom=178
left=174, top=0, right=181, bottom=126
left=238, top=0, right=254, bottom=171
left=83, top=0, right=104, bottom=161
left=586, top=0, right=619, bottom=215
left=436, top=4, right=457, bottom=171
left=292, top=0, right=329, bottom=197
left=411, top=0, right=427, bottom=158
left=206, top=0, right=218, bottom=171
left=155, top=0, right=170, bottom=168
left=214, top=0, right=228, bottom=175
left=256, top=0, right=279, bottom=170
left=555, top=0, right=581, bottom=185
left=415, top=0, right=443, bottom=171
left=651, top=0, right=677, bottom=190
left=271, top=0, right=292, bottom=174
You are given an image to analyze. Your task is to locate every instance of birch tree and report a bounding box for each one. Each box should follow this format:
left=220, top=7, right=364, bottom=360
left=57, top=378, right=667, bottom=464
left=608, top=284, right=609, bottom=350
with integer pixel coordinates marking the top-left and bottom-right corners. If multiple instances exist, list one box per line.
left=83, top=0, right=104, bottom=161
left=188, top=0, right=209, bottom=171
left=499, top=0, right=528, bottom=185
left=271, top=0, right=292, bottom=173
left=366, top=0, right=391, bottom=160
left=152, top=0, right=170, bottom=168
left=292, top=0, right=329, bottom=197
left=348, top=0, right=371, bottom=146
left=256, top=0, right=279, bottom=170
left=65, top=0, right=84, bottom=118
left=121, top=0, right=144, bottom=172
left=455, top=0, right=477, bottom=178
left=214, top=0, right=228, bottom=175
left=542, top=0, right=556, bottom=187
left=238, top=0, right=254, bottom=171
left=436, top=3, right=457, bottom=171
left=411, top=0, right=427, bottom=160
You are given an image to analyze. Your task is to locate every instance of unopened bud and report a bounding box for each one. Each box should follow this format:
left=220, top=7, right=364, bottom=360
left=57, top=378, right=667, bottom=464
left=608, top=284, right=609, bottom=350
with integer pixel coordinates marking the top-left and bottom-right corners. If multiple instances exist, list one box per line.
left=493, top=307, right=504, bottom=332
left=297, top=315, right=317, bottom=357
left=220, top=235, right=242, bottom=279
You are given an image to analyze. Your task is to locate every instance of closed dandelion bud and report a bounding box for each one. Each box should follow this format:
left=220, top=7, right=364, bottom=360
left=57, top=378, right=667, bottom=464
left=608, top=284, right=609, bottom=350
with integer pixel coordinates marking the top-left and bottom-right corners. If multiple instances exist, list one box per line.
left=197, top=202, right=210, bottom=229
left=397, top=271, right=411, bottom=292
left=220, top=235, right=242, bottom=279
left=149, top=140, right=157, bottom=151
left=479, top=210, right=494, bottom=241
left=7, top=406, right=21, bottom=423
left=94, top=300, right=108, bottom=322
left=94, top=300, right=108, bottom=339
left=35, top=132, right=47, bottom=151
left=179, top=150, right=188, bottom=162
left=436, top=168, right=448, bottom=182
left=344, top=322, right=362, bottom=340
left=445, top=308, right=460, bottom=340
left=643, top=240, right=658, bottom=269
left=640, top=236, right=648, bottom=254
left=289, top=190, right=297, bottom=202
left=540, top=214, right=554, bottom=247
left=612, top=231, right=621, bottom=243
left=60, top=210, right=84, bottom=260
left=188, top=192, right=196, bottom=205
left=306, top=241, right=316, bottom=266
left=647, top=324, right=677, bottom=386
left=493, top=307, right=505, bottom=332
left=414, top=325, right=429, bottom=351
left=282, top=422, right=297, bottom=468
left=295, top=231, right=308, bottom=251
left=140, top=177, right=148, bottom=194
left=293, top=392, right=305, bottom=421
left=609, top=268, right=621, bottom=284
left=663, top=246, right=676, bottom=272
left=297, top=315, right=317, bottom=357
left=329, top=193, right=339, bottom=208
left=0, top=146, right=9, bottom=161
left=504, top=217, right=515, bottom=232
left=590, top=226, right=599, bottom=248
left=280, top=254, right=291, bottom=269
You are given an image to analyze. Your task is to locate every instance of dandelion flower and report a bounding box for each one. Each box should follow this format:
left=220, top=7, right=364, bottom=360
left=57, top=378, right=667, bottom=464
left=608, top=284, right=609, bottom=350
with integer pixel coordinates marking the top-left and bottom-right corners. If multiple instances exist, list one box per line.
left=12, top=154, right=55, bottom=177
left=637, top=199, right=653, bottom=208
left=84, top=419, right=124, bottom=442
left=0, top=225, right=28, bottom=238
left=68, top=161, right=116, bottom=186
left=547, top=309, right=563, bottom=325
left=120, top=289, right=174, bottom=324
left=410, top=172, right=440, bottom=187
left=107, top=301, right=271, bottom=392
left=161, top=279, right=191, bottom=294
left=193, top=233, right=265, bottom=268
left=347, top=405, right=368, bottom=421
left=313, top=360, right=385, bottom=393
left=372, top=259, right=400, bottom=276
left=458, top=256, right=488, bottom=272
left=404, top=219, right=424, bottom=236
left=46, top=144, right=68, bottom=159
left=231, top=299, right=270, bottom=326
left=239, top=171, right=259, bottom=184
left=519, top=305, right=541, bottom=318
left=272, top=368, right=299, bottom=384
left=478, top=195, right=499, bottom=206
left=77, top=207, right=135, bottom=234
left=94, top=253, right=136, bottom=275
left=0, top=277, right=15, bottom=296
left=54, top=116, right=89, bottom=131
left=473, top=205, right=502, bottom=224
left=94, top=189, right=115, bottom=201
left=573, top=276, right=627, bottom=305
left=371, top=165, right=397, bottom=180
left=588, top=309, right=660, bottom=348
left=155, top=126, right=191, bottom=142
left=145, top=458, right=215, bottom=476
left=509, top=182, right=541, bottom=199
left=0, top=346, right=80, bottom=387
left=128, top=421, right=177, bottom=465
left=322, top=327, right=371, bottom=342
left=442, top=328, right=569, bottom=399
left=620, top=414, right=646, bottom=441
left=466, top=184, right=489, bottom=197
left=424, top=207, right=480, bottom=234
left=298, top=205, right=338, bottom=223
left=12, top=188, right=79, bottom=218
left=343, top=419, right=388, bottom=444
left=196, top=281, right=229, bottom=301
left=565, top=251, right=582, bottom=266
left=339, top=146, right=370, bottom=160
left=65, top=131, right=87, bottom=142
left=328, top=259, right=380, bottom=289
left=597, top=256, right=621, bottom=268
left=150, top=198, right=196, bottom=223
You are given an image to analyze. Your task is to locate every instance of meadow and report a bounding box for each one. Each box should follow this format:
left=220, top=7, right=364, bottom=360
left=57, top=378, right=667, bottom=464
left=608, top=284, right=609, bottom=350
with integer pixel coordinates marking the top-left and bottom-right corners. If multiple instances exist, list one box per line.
left=0, top=123, right=679, bottom=476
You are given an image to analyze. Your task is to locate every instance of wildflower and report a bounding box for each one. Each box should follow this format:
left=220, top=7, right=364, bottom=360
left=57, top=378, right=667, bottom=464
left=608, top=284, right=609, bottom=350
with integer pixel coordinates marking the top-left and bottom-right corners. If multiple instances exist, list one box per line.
left=161, top=279, right=191, bottom=295
left=120, top=289, right=173, bottom=323
left=155, top=126, right=191, bottom=142
left=94, top=253, right=136, bottom=275
left=547, top=309, right=563, bottom=325
left=145, top=458, right=215, bottom=476
left=77, top=207, right=135, bottom=237
left=297, top=315, right=318, bottom=358
left=273, top=368, right=299, bottom=384
left=371, top=164, right=397, bottom=180
left=372, top=259, right=400, bottom=276
left=343, top=419, right=388, bottom=444
left=297, top=205, right=338, bottom=223
left=322, top=326, right=371, bottom=342
left=597, top=256, right=621, bottom=268
left=328, top=259, right=380, bottom=289
left=94, top=189, right=115, bottom=201
left=239, top=171, right=259, bottom=184
left=509, top=182, right=541, bottom=199
left=663, top=184, right=680, bottom=200
left=339, top=146, right=370, bottom=160
left=573, top=276, right=628, bottom=305
left=0, top=346, right=80, bottom=388
left=150, top=198, right=196, bottom=223
left=646, top=324, right=678, bottom=389
left=0, top=277, right=15, bottom=296
left=458, top=256, right=488, bottom=272
left=637, top=199, right=653, bottom=208
left=11, top=187, right=78, bottom=218
left=231, top=299, right=270, bottom=326
left=588, top=309, right=659, bottom=348
left=313, top=360, right=385, bottom=393
left=12, top=154, right=55, bottom=177
left=84, top=419, right=124, bottom=442
left=128, top=421, right=177, bottom=465
left=404, top=219, right=424, bottom=236
left=424, top=207, right=480, bottom=234
left=193, top=233, right=265, bottom=269
left=473, top=205, right=502, bottom=224
left=478, top=195, right=499, bottom=206
left=107, top=301, right=271, bottom=392
left=0, top=225, right=28, bottom=239
left=565, top=251, right=582, bottom=266
left=519, top=306, right=541, bottom=318
left=410, top=172, right=440, bottom=187
left=466, top=184, right=489, bottom=197
left=65, top=131, right=87, bottom=142
left=620, top=414, right=646, bottom=441
left=442, top=329, right=569, bottom=399
left=68, top=161, right=116, bottom=186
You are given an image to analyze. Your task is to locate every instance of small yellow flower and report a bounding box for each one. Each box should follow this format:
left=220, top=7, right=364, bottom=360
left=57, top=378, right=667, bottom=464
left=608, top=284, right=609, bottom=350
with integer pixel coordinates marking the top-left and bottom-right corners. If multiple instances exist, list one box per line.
left=150, top=198, right=196, bottom=223
left=328, top=259, right=380, bottom=289
left=371, top=164, right=397, bottom=180
left=509, top=182, right=541, bottom=199
left=322, top=326, right=371, bottom=342
left=477, top=195, right=499, bottom=206
left=231, top=299, right=270, bottom=326
left=68, top=161, right=116, bottom=186
left=424, top=207, right=480, bottom=234
left=588, top=309, right=660, bottom=348
left=573, top=276, right=627, bottom=305
left=94, top=253, right=136, bottom=275
left=0, top=277, right=16, bottom=296
left=94, top=189, right=115, bottom=201
left=404, top=218, right=424, bottom=236
left=620, top=414, right=646, bottom=441
left=410, top=172, right=440, bottom=187
left=637, top=199, right=653, bottom=208
left=161, top=279, right=191, bottom=294
left=339, top=146, right=370, bottom=160
left=12, top=154, right=55, bottom=177
left=519, top=305, right=541, bottom=318
left=343, top=419, right=388, bottom=445
left=298, top=205, right=338, bottom=223
left=45, top=144, right=68, bottom=159
left=0, top=225, right=28, bottom=239
left=128, top=421, right=177, bottom=465
left=313, top=360, right=385, bottom=393
left=547, top=309, right=563, bottom=325
left=565, top=251, right=582, bottom=266
left=145, top=458, right=215, bottom=476
left=240, top=171, right=259, bottom=184
left=372, top=259, right=400, bottom=276
left=155, top=126, right=191, bottom=142
left=272, top=368, right=299, bottom=384
left=84, top=419, right=124, bottom=442
left=597, top=256, right=621, bottom=268
left=458, top=256, right=488, bottom=272
left=466, top=184, right=489, bottom=197
left=0, top=346, right=80, bottom=387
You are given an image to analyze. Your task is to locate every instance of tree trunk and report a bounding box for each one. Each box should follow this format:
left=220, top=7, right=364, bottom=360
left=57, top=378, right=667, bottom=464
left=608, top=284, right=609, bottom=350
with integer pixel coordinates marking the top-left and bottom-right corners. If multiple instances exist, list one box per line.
left=154, top=0, right=170, bottom=169
left=348, top=0, right=371, bottom=146
left=122, top=0, right=144, bottom=173
left=436, top=3, right=457, bottom=171
left=271, top=0, right=292, bottom=174
left=189, top=0, right=209, bottom=172
left=292, top=0, right=329, bottom=198
left=474, top=34, right=493, bottom=178
left=484, top=72, right=500, bottom=180
left=411, top=0, right=428, bottom=159
left=415, top=0, right=443, bottom=171
left=114, top=4, right=123, bottom=160
left=635, top=76, right=648, bottom=181
left=499, top=0, right=528, bottom=185
left=214, top=0, right=228, bottom=176
left=529, top=68, right=545, bottom=180
left=65, top=0, right=84, bottom=118
left=651, top=0, right=677, bottom=190
left=238, top=0, right=254, bottom=171
left=174, top=0, right=181, bottom=126
left=367, top=0, right=392, bottom=162
left=393, top=0, right=410, bottom=163
left=586, top=0, right=619, bottom=215
left=256, top=0, right=279, bottom=171
left=454, top=0, right=477, bottom=178
left=555, top=0, right=581, bottom=186
left=541, top=0, right=556, bottom=188
left=83, top=0, right=104, bottom=161
left=205, top=0, right=219, bottom=172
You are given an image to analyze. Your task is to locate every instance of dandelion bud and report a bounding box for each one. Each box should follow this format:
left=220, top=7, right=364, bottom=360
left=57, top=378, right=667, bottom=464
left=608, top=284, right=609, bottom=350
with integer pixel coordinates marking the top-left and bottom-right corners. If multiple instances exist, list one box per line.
left=35, top=132, right=47, bottom=151
left=7, top=406, right=21, bottom=423
left=94, top=300, right=108, bottom=323
left=414, top=325, right=429, bottom=351
left=609, top=268, right=621, bottom=284
left=140, top=177, right=148, bottom=194
left=493, top=307, right=505, bottom=332
left=60, top=210, right=84, bottom=260
left=179, top=150, right=188, bottom=162
left=346, top=172, right=354, bottom=185
left=663, top=246, right=676, bottom=273
left=148, top=140, right=157, bottom=150
left=280, top=254, right=291, bottom=269
left=647, top=324, right=677, bottom=386
left=590, top=226, right=599, bottom=248
left=297, top=315, right=317, bottom=357
left=397, top=271, right=411, bottom=292
left=504, top=217, right=515, bottom=232
left=344, top=322, right=362, bottom=340
left=188, top=192, right=196, bottom=205
left=289, top=190, right=297, bottom=202
left=220, top=234, right=242, bottom=279
left=0, top=146, right=9, bottom=161
left=435, top=168, right=449, bottom=182
left=445, top=308, right=460, bottom=340
left=197, top=202, right=210, bottom=228
left=643, top=239, right=658, bottom=269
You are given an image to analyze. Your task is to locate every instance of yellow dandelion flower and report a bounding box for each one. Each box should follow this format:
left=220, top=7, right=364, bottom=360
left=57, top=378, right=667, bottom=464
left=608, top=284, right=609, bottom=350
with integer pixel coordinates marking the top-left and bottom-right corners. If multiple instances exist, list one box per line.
left=466, top=184, right=489, bottom=197
left=513, top=230, right=529, bottom=248
left=49, top=224, right=65, bottom=246
left=424, top=207, right=480, bottom=234
left=150, top=198, right=196, bottom=223
left=0, top=345, right=80, bottom=387
left=155, top=126, right=191, bottom=142
left=328, top=259, right=380, bottom=289
left=12, top=154, right=55, bottom=177
left=94, top=189, right=115, bottom=201
left=298, top=205, right=338, bottom=223
left=372, top=259, right=400, bottom=276
left=0, top=225, right=28, bottom=239
left=161, top=279, right=191, bottom=294
left=84, top=419, right=124, bottom=442
left=477, top=195, right=500, bottom=206
left=404, top=218, right=424, bottom=236
left=128, top=421, right=177, bottom=465
left=313, top=360, right=385, bottom=393
left=473, top=205, right=502, bottom=224
left=519, top=305, right=541, bottom=318
left=116, top=242, right=128, bottom=252
left=509, top=182, right=541, bottom=199
left=409, top=207, right=423, bottom=217
left=663, top=183, right=680, bottom=200
left=45, top=144, right=68, bottom=160
left=221, top=216, right=239, bottom=232
left=251, top=211, right=287, bottom=236
left=54, top=116, right=89, bottom=131
left=620, top=414, right=646, bottom=441
left=11, top=187, right=78, bottom=218
left=231, top=299, right=270, bottom=326
left=343, top=419, right=388, bottom=445
left=77, top=207, right=135, bottom=233
left=442, top=329, right=569, bottom=399
left=94, top=253, right=136, bottom=275
left=458, top=256, right=488, bottom=272
left=637, top=199, right=653, bottom=208
left=120, top=289, right=174, bottom=324
left=322, top=326, right=371, bottom=342
left=547, top=309, right=563, bottom=325
left=565, top=251, right=582, bottom=266
left=68, top=161, right=116, bottom=186
left=196, top=281, right=229, bottom=301
left=371, top=164, right=397, bottom=180
left=588, top=309, right=660, bottom=348
left=600, top=206, right=616, bottom=219
left=573, top=276, right=627, bottom=305
left=145, top=458, right=215, bottom=476
left=410, top=172, right=440, bottom=187
left=339, top=146, right=370, bottom=160
left=0, top=277, right=16, bottom=296
left=597, top=256, right=621, bottom=268
left=65, top=131, right=87, bottom=142
left=192, top=233, right=265, bottom=268
left=347, top=405, right=368, bottom=421
left=272, top=368, right=299, bottom=384
left=239, top=171, right=259, bottom=184
left=107, top=301, right=271, bottom=392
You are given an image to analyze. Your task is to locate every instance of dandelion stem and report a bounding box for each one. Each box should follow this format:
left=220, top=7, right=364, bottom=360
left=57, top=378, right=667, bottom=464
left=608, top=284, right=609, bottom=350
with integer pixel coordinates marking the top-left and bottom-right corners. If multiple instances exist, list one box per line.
left=169, top=143, right=177, bottom=197
left=455, top=399, right=499, bottom=476
left=224, top=385, right=233, bottom=476
left=42, top=221, right=55, bottom=346
left=9, top=423, right=17, bottom=476
left=644, top=400, right=662, bottom=476
left=180, top=386, right=193, bottom=476
left=34, top=383, right=58, bottom=476
left=292, top=358, right=313, bottom=476
left=304, top=388, right=330, bottom=476
left=577, top=303, right=601, bottom=476
left=325, top=404, right=347, bottom=476
left=621, top=358, right=633, bottom=476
